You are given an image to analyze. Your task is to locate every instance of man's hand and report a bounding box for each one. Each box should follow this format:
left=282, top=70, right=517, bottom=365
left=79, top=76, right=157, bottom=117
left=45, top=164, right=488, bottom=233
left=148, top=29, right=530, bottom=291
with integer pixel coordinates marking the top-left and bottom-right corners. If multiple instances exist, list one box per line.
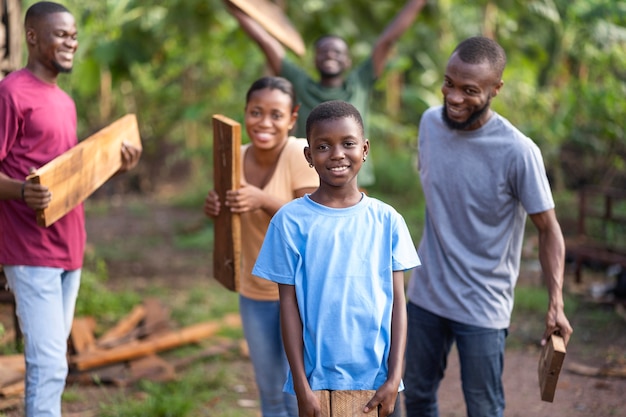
left=118, top=141, right=141, bottom=173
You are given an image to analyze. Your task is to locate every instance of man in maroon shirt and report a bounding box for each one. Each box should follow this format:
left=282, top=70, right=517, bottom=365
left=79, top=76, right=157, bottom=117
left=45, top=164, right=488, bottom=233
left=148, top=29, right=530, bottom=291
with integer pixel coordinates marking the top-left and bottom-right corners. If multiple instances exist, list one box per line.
left=0, top=3, right=140, bottom=416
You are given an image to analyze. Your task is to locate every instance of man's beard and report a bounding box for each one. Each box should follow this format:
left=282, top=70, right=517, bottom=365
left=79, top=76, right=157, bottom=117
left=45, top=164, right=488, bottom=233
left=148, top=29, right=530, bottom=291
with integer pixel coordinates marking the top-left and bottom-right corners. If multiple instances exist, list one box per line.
left=442, top=100, right=490, bottom=130
left=53, top=60, right=73, bottom=74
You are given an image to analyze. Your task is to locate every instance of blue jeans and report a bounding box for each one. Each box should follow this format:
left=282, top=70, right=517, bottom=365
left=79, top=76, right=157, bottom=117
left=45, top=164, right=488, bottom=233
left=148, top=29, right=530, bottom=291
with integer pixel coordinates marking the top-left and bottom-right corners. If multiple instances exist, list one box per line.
left=4, top=266, right=81, bottom=417
left=403, top=302, right=506, bottom=417
left=239, top=295, right=298, bottom=417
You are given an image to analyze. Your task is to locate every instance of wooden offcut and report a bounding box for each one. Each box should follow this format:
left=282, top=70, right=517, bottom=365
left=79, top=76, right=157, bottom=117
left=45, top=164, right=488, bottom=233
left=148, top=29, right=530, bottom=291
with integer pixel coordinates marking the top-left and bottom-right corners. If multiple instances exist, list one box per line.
left=26, top=114, right=142, bottom=227
left=538, top=334, right=566, bottom=402
left=96, top=304, right=146, bottom=349
left=313, top=390, right=377, bottom=417
left=70, top=316, right=97, bottom=354
left=228, top=0, right=306, bottom=56
left=212, top=115, right=242, bottom=292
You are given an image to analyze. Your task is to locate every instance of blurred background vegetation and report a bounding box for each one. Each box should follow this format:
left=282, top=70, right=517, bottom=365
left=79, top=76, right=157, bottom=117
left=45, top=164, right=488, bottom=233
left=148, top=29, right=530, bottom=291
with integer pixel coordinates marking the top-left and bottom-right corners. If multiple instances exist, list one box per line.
left=15, top=0, right=626, bottom=205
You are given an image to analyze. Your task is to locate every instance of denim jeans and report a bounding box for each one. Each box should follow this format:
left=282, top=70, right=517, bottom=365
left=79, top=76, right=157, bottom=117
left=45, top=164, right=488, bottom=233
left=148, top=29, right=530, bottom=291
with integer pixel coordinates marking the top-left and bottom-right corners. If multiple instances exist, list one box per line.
left=239, top=295, right=298, bottom=417
left=403, top=302, right=506, bottom=417
left=4, top=265, right=81, bottom=417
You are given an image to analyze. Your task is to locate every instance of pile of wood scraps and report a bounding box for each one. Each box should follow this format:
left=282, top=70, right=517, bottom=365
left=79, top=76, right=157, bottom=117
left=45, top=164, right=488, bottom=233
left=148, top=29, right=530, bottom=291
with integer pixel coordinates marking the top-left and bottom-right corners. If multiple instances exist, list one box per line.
left=0, top=298, right=242, bottom=410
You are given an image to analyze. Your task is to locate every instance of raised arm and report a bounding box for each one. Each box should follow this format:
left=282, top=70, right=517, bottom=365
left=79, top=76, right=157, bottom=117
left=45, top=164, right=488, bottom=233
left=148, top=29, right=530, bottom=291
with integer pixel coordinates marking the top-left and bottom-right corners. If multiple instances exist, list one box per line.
left=223, top=0, right=286, bottom=75
left=372, top=0, right=427, bottom=77
left=529, top=209, right=573, bottom=346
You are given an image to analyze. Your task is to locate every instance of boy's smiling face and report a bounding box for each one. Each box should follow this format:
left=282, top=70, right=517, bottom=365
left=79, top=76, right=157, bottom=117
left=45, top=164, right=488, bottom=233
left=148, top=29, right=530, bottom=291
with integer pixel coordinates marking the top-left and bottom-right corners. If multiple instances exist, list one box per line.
left=305, top=116, right=369, bottom=189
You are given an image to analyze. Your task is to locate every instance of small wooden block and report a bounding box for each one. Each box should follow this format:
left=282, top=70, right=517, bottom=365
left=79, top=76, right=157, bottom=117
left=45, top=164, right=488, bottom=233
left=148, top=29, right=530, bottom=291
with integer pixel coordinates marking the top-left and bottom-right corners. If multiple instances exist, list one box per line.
left=26, top=114, right=142, bottom=227
left=538, top=334, right=566, bottom=402
left=212, top=115, right=242, bottom=292
left=70, top=316, right=97, bottom=354
left=228, top=0, right=306, bottom=56
left=313, top=390, right=377, bottom=417
left=332, top=390, right=377, bottom=417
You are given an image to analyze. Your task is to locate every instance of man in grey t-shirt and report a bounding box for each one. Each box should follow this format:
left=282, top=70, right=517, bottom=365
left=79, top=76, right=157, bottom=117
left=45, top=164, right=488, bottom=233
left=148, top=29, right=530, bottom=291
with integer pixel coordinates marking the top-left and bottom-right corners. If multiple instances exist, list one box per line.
left=404, top=36, right=573, bottom=417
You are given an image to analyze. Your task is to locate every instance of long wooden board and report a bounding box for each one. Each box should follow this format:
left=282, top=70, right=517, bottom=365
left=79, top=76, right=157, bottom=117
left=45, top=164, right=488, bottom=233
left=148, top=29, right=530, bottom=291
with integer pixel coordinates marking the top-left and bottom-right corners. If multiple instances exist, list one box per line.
left=228, top=0, right=306, bottom=56
left=538, top=334, right=566, bottom=402
left=212, top=115, right=242, bottom=292
left=26, top=114, right=142, bottom=227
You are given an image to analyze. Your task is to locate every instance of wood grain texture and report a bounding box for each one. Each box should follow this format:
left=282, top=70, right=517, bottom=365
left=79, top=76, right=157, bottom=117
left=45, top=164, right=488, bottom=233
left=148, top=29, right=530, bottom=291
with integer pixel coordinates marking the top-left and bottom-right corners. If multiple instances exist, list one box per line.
left=313, top=390, right=377, bottom=417
left=26, top=114, right=142, bottom=227
left=538, top=334, right=566, bottom=402
left=228, top=0, right=306, bottom=56
left=212, top=115, right=242, bottom=292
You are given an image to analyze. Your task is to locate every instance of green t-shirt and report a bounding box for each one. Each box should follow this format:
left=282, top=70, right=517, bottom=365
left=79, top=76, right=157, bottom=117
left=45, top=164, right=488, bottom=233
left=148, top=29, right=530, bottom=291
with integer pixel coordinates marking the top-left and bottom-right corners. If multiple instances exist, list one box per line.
left=280, top=57, right=377, bottom=186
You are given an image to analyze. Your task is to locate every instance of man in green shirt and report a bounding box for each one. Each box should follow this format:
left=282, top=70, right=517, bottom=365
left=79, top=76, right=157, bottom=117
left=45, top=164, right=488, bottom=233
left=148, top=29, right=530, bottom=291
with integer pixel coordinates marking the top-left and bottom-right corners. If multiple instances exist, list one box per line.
left=223, top=0, right=427, bottom=186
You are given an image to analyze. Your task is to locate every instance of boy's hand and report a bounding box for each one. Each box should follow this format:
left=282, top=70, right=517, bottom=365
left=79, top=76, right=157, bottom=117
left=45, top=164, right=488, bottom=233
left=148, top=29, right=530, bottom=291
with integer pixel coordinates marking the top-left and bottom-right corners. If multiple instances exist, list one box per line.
left=364, top=381, right=399, bottom=417
left=297, top=389, right=322, bottom=417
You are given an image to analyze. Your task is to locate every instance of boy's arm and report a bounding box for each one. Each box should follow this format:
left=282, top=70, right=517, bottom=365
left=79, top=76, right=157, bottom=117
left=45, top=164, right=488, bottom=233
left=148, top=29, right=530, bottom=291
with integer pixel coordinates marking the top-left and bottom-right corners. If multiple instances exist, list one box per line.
left=223, top=0, right=285, bottom=75
left=372, top=0, right=427, bottom=77
left=364, top=270, right=407, bottom=417
left=278, top=283, right=320, bottom=417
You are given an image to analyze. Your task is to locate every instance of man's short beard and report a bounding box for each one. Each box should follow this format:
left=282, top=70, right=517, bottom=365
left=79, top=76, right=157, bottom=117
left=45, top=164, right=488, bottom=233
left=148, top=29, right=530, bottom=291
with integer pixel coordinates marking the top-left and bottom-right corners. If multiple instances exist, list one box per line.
left=442, top=100, right=490, bottom=130
left=53, top=61, right=73, bottom=74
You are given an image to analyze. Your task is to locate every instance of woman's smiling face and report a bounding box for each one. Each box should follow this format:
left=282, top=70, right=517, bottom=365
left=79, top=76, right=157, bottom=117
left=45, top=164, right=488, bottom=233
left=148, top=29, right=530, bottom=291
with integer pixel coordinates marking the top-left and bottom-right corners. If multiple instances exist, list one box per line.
left=244, top=87, right=296, bottom=151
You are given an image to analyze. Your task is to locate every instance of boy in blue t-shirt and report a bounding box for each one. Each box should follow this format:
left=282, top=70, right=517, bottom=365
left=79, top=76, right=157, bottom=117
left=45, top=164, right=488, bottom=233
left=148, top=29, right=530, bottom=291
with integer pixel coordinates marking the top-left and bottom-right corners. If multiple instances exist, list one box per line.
left=253, top=100, right=420, bottom=417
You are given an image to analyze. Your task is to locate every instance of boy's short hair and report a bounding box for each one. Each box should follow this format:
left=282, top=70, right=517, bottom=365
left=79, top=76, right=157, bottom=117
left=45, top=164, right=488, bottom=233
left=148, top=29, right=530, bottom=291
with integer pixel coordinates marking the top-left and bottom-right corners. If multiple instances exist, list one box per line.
left=306, top=100, right=364, bottom=140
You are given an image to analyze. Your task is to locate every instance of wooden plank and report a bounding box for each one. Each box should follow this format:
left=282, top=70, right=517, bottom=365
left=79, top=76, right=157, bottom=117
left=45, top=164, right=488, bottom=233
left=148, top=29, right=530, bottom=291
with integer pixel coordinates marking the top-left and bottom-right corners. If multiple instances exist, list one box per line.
left=0, top=354, right=25, bottom=373
left=228, top=0, right=306, bottom=56
left=26, top=114, right=142, bottom=227
left=139, top=298, right=171, bottom=338
left=212, top=115, right=242, bottom=292
left=70, top=321, right=222, bottom=371
left=96, top=304, right=146, bottom=349
left=70, top=316, right=97, bottom=354
left=0, top=367, right=23, bottom=390
left=538, top=334, right=566, bottom=402
left=127, top=354, right=176, bottom=383
left=0, top=379, right=24, bottom=397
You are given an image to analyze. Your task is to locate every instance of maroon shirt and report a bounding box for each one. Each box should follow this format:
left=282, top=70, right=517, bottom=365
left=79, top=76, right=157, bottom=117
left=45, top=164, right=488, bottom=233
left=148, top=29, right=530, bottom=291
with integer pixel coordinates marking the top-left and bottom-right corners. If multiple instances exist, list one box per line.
left=0, top=69, right=85, bottom=270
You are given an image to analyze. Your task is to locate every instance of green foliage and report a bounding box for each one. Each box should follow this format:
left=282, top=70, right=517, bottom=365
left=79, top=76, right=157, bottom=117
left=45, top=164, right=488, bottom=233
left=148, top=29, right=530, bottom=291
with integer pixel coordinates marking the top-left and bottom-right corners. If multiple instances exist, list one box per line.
left=170, top=283, right=239, bottom=327
left=75, top=253, right=141, bottom=326
left=21, top=0, right=626, bottom=191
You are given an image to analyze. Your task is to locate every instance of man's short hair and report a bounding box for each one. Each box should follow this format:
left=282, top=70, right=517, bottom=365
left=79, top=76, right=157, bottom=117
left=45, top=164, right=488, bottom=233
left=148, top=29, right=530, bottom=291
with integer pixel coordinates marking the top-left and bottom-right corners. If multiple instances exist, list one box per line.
left=306, top=100, right=364, bottom=140
left=313, top=35, right=348, bottom=50
left=453, top=36, right=507, bottom=78
left=25, top=1, right=70, bottom=26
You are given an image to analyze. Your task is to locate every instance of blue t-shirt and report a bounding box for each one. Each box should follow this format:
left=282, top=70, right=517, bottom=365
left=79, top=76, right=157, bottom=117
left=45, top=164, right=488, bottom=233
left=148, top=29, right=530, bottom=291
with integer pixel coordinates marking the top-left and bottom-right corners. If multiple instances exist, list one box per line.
left=253, top=194, right=420, bottom=393
left=407, top=106, right=554, bottom=329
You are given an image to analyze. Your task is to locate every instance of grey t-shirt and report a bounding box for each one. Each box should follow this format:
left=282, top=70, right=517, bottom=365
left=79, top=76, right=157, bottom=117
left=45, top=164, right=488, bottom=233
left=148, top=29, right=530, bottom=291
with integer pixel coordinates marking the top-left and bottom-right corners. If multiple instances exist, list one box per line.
left=407, top=106, right=554, bottom=329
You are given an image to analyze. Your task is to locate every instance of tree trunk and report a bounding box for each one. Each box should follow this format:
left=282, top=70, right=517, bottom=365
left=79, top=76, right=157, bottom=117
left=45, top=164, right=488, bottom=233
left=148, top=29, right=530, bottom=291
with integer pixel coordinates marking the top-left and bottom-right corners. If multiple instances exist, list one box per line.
left=0, top=0, right=23, bottom=79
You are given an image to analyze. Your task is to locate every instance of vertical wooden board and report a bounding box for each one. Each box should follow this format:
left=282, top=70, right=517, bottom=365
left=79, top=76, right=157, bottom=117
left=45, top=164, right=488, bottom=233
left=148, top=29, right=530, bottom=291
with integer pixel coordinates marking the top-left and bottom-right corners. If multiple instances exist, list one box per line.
left=26, top=114, right=142, bottom=227
left=212, top=114, right=242, bottom=291
left=331, top=390, right=377, bottom=417
left=538, top=334, right=566, bottom=402
left=228, top=0, right=306, bottom=56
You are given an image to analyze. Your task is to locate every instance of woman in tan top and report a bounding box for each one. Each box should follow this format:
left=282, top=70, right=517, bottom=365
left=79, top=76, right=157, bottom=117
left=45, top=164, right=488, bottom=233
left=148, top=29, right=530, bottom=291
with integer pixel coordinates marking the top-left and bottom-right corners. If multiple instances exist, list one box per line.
left=204, top=76, right=318, bottom=417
